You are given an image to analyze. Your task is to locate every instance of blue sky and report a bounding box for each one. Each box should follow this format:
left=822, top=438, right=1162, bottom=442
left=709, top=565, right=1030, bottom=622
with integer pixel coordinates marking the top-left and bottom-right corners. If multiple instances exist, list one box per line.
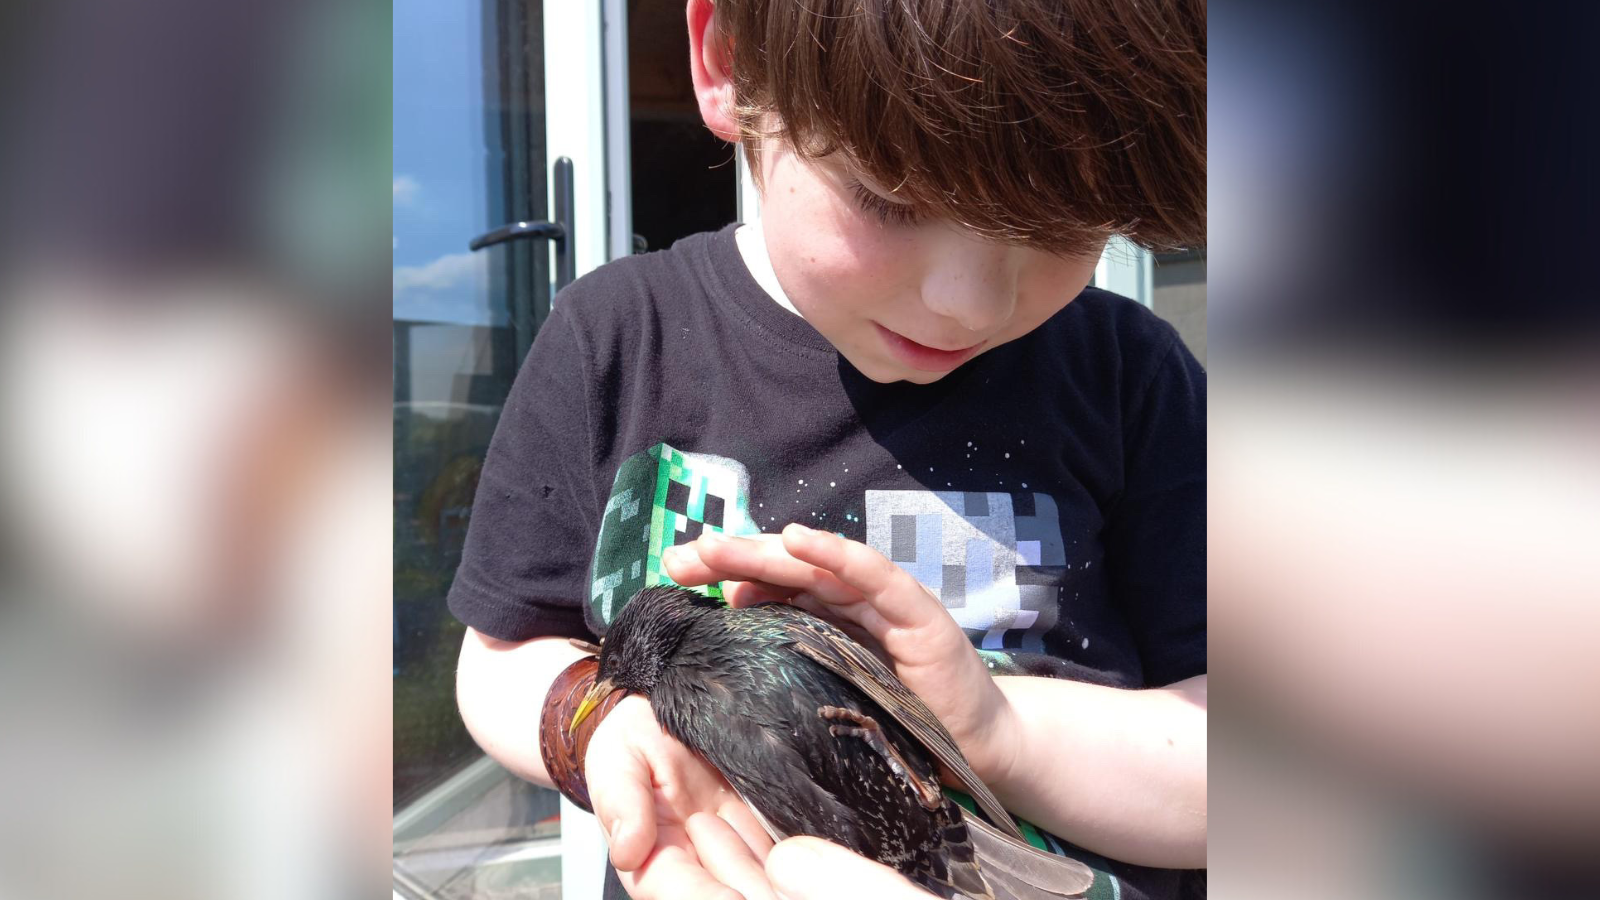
left=393, top=0, right=501, bottom=326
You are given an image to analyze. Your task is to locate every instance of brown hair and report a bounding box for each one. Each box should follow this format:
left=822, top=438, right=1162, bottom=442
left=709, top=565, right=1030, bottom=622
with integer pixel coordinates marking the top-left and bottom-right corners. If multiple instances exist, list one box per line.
left=713, top=0, right=1206, bottom=255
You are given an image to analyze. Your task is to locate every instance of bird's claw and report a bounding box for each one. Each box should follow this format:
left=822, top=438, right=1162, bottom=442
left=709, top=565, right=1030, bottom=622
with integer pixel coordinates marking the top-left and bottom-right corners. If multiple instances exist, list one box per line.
left=818, top=705, right=944, bottom=809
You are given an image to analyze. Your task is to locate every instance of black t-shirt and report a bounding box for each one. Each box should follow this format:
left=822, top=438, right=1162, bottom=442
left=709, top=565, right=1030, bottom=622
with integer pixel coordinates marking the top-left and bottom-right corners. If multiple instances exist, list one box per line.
left=448, top=223, right=1206, bottom=899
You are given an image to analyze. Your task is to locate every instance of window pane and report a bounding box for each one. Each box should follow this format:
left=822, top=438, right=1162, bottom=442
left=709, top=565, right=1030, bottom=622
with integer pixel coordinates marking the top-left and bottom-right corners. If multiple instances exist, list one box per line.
left=394, top=0, right=559, bottom=894
left=1153, top=249, right=1207, bottom=365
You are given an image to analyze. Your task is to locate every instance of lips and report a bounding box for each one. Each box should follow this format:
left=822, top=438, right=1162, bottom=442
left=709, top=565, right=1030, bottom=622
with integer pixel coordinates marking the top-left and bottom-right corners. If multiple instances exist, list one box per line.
left=873, top=323, right=982, bottom=372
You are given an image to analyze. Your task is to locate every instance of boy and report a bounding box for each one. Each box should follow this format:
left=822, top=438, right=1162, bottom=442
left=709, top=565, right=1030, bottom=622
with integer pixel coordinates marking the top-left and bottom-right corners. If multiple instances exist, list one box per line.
left=450, top=1, right=1206, bottom=898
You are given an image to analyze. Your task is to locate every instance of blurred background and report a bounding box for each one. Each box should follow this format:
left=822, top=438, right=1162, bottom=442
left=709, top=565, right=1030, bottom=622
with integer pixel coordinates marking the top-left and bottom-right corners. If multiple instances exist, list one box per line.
left=2, top=0, right=1596, bottom=898
left=1207, top=1, right=1600, bottom=897
left=0, top=0, right=392, bottom=897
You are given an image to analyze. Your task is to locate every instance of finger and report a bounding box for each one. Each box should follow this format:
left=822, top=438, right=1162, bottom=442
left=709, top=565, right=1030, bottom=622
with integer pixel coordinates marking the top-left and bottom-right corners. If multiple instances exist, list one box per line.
left=766, top=837, right=933, bottom=900
left=786, top=593, right=885, bottom=648
left=780, top=525, right=935, bottom=629
left=714, top=797, right=775, bottom=861
left=623, top=826, right=744, bottom=900
left=642, top=734, right=739, bottom=820
left=671, top=536, right=887, bottom=641
left=687, top=812, right=778, bottom=900
left=587, top=728, right=659, bottom=871
left=662, top=533, right=788, bottom=586
left=661, top=541, right=716, bottom=586
left=698, top=533, right=896, bottom=642
left=691, top=532, right=864, bottom=609
left=722, top=579, right=800, bottom=608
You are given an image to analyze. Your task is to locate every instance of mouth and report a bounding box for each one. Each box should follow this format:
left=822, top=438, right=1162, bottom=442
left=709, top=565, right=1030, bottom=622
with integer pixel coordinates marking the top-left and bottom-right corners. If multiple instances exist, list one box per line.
left=569, top=677, right=618, bottom=733
left=873, top=324, right=983, bottom=372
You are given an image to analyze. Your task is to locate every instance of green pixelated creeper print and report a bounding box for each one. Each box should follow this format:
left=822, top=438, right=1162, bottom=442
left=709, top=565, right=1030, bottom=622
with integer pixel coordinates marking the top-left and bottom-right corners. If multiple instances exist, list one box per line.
left=588, top=443, right=761, bottom=629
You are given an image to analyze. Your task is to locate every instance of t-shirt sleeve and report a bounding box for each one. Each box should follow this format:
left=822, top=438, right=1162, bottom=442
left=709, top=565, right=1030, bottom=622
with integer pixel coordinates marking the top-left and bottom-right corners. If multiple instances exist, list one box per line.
left=1104, top=332, right=1207, bottom=687
left=446, top=305, right=602, bottom=642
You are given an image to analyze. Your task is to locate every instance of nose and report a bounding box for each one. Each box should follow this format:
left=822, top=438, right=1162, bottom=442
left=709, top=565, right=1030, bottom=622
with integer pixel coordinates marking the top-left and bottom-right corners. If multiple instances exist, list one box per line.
left=919, top=232, right=1020, bottom=335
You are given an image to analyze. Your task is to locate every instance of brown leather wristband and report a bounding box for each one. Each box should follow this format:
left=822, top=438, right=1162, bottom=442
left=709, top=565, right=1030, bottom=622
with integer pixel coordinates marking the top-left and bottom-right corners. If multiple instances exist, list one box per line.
left=539, top=655, right=624, bottom=813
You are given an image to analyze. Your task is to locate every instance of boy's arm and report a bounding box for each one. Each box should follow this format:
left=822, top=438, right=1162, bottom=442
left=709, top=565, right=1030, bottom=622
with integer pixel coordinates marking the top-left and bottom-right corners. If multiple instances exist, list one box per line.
left=974, top=325, right=1204, bottom=867
left=455, top=629, right=589, bottom=787
left=990, top=674, right=1207, bottom=869
left=456, top=628, right=781, bottom=900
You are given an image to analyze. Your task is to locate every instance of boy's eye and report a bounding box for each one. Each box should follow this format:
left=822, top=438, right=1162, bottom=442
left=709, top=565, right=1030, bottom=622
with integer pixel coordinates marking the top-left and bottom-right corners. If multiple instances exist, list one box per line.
left=846, top=180, right=920, bottom=227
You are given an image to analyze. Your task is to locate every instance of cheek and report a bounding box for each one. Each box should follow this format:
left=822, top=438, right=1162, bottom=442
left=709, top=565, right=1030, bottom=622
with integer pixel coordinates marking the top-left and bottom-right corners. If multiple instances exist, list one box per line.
left=1007, top=255, right=1097, bottom=334
left=760, top=184, right=913, bottom=317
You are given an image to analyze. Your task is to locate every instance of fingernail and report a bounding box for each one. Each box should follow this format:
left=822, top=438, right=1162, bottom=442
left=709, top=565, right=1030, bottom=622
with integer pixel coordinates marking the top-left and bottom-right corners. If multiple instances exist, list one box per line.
left=702, top=530, right=728, bottom=544
left=661, top=545, right=681, bottom=564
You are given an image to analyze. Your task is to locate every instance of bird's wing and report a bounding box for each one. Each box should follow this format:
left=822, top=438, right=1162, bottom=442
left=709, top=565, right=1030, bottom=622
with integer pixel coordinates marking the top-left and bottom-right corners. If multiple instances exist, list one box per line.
left=763, top=603, right=1025, bottom=841
left=965, top=812, right=1097, bottom=899
left=725, top=782, right=784, bottom=843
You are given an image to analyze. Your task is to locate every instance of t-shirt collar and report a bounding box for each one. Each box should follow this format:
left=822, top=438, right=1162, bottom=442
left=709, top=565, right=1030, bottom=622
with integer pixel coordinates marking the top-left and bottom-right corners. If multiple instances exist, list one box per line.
left=700, top=222, right=838, bottom=355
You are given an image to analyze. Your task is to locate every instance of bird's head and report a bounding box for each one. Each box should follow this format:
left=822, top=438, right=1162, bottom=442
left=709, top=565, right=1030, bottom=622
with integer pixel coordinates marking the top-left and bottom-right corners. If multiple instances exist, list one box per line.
left=569, top=585, right=718, bottom=733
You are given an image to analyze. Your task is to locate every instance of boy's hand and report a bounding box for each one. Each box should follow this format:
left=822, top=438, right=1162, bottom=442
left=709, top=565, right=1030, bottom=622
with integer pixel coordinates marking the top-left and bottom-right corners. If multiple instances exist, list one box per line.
left=662, top=524, right=1020, bottom=785
left=587, top=696, right=777, bottom=900
left=650, top=815, right=939, bottom=900
left=766, top=836, right=940, bottom=900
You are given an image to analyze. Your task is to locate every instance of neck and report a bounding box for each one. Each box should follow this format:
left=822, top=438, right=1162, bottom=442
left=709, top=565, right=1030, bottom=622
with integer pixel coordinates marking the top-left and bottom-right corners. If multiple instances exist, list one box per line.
left=735, top=220, right=803, bottom=319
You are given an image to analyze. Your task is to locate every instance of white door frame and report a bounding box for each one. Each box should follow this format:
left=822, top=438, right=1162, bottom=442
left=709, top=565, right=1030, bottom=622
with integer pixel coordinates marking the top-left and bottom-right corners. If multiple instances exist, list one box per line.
left=737, top=144, right=761, bottom=225
left=543, top=0, right=633, bottom=285
left=600, top=0, right=633, bottom=261
left=1095, top=235, right=1154, bottom=307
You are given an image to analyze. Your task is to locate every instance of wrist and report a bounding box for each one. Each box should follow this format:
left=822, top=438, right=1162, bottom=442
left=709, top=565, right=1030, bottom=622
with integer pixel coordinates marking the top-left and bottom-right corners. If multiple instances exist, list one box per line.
left=974, top=686, right=1025, bottom=794
left=538, top=655, right=624, bottom=811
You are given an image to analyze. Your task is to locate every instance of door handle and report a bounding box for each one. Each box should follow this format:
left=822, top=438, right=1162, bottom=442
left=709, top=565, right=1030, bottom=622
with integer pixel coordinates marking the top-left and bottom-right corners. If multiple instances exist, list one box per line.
left=468, top=220, right=561, bottom=250
left=467, top=156, right=576, bottom=291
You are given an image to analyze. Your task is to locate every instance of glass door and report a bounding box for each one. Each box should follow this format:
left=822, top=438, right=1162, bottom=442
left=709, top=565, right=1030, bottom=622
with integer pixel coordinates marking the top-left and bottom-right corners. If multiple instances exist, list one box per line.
left=393, top=0, right=611, bottom=896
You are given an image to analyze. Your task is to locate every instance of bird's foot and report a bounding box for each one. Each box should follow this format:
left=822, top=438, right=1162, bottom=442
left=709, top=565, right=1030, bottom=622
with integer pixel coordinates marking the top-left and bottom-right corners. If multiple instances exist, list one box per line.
left=818, top=705, right=944, bottom=810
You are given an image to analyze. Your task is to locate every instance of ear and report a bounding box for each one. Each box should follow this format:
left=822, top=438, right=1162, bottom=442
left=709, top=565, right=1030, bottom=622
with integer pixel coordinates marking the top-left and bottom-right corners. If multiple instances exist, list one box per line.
left=686, top=0, right=739, bottom=143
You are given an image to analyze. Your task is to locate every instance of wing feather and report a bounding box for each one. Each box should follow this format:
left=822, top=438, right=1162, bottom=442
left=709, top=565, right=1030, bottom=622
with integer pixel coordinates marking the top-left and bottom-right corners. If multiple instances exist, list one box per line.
left=760, top=603, right=1025, bottom=841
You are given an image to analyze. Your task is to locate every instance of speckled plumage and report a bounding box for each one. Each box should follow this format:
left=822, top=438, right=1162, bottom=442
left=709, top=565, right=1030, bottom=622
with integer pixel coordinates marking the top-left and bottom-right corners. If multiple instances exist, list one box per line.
left=593, top=586, right=1094, bottom=900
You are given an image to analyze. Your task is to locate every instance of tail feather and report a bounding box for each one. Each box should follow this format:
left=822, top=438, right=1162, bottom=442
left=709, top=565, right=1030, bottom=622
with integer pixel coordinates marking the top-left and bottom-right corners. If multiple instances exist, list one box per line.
left=965, top=812, right=1096, bottom=899
left=910, top=799, right=996, bottom=900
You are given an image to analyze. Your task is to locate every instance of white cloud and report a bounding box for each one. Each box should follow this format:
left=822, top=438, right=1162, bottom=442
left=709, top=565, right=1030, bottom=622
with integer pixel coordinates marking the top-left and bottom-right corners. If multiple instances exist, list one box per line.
left=393, top=175, right=420, bottom=206
left=393, top=252, right=499, bottom=326
left=393, top=251, right=483, bottom=292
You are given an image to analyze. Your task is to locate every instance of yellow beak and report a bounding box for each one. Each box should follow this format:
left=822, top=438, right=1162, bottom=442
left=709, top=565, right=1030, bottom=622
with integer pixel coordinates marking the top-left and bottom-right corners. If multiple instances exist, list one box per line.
left=569, top=678, right=617, bottom=734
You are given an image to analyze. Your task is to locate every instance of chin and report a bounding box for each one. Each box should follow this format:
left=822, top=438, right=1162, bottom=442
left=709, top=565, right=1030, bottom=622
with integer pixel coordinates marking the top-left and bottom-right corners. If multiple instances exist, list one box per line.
left=854, top=357, right=948, bottom=385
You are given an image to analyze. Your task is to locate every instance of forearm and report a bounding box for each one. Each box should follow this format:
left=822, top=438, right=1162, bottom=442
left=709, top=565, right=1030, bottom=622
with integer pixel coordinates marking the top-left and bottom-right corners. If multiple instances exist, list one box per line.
left=989, top=674, right=1206, bottom=869
left=455, top=628, right=590, bottom=788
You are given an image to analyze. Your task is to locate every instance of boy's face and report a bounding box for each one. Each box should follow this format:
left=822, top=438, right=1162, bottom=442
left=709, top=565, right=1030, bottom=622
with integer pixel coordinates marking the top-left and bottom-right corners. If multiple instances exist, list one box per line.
left=753, top=141, right=1102, bottom=385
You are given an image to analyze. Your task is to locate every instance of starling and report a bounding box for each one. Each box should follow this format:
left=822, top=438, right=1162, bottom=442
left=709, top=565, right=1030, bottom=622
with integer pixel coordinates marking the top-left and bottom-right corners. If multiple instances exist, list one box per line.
left=571, top=586, right=1095, bottom=900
